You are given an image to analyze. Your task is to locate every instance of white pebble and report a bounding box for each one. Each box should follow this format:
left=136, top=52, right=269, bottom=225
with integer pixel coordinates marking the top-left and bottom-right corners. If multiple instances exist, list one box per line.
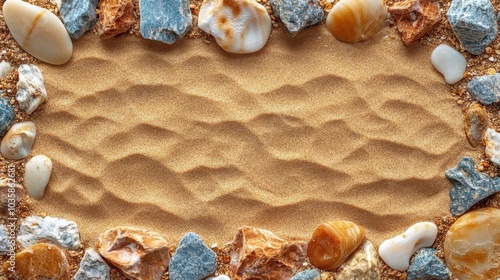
left=485, top=128, right=500, bottom=166
left=16, top=64, right=48, bottom=115
left=0, top=121, right=36, bottom=160
left=431, top=44, right=467, bottom=84
left=0, top=60, right=11, bottom=80
left=24, top=155, right=53, bottom=200
left=205, top=276, right=230, bottom=280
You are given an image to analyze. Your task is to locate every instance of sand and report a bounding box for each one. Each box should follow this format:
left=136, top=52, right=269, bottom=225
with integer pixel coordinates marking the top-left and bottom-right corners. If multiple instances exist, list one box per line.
left=30, top=25, right=472, bottom=247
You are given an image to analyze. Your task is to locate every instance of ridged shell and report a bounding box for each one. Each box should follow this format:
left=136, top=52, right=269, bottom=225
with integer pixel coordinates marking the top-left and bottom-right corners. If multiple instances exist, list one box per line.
left=307, top=220, right=365, bottom=270
left=326, top=0, right=387, bottom=43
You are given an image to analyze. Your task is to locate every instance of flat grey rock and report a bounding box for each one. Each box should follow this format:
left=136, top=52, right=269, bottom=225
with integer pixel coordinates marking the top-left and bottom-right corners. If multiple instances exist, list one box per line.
left=0, top=224, right=9, bottom=255
left=407, top=248, right=450, bottom=280
left=169, top=232, right=216, bottom=280
left=0, top=97, right=14, bottom=137
left=467, top=74, right=500, bottom=105
left=61, top=0, right=99, bottom=39
left=75, top=249, right=111, bottom=280
left=290, top=269, right=321, bottom=280
left=270, top=0, right=324, bottom=36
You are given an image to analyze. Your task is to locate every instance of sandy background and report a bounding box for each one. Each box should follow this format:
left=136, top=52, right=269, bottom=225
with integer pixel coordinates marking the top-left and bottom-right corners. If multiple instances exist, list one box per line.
left=30, top=26, right=472, bottom=247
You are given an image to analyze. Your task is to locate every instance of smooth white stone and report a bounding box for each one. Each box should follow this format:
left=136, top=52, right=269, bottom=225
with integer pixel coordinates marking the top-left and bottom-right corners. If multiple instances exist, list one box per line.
left=206, top=276, right=230, bottom=280
left=485, top=128, right=500, bottom=166
left=3, top=0, right=73, bottom=65
left=0, top=121, right=36, bottom=160
left=18, top=216, right=81, bottom=249
left=378, top=222, right=438, bottom=271
left=431, top=44, right=467, bottom=84
left=24, top=155, right=52, bottom=200
left=0, top=61, right=12, bottom=79
left=16, top=64, right=47, bottom=115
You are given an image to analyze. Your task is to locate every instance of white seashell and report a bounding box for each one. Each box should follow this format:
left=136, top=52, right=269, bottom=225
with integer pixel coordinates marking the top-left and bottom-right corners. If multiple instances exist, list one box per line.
left=431, top=44, right=467, bottom=84
left=0, top=61, right=12, bottom=80
left=484, top=128, right=500, bottom=166
left=378, top=222, right=438, bottom=271
left=0, top=121, right=36, bottom=160
left=16, top=64, right=48, bottom=115
left=198, top=0, right=272, bottom=54
left=24, top=155, right=53, bottom=200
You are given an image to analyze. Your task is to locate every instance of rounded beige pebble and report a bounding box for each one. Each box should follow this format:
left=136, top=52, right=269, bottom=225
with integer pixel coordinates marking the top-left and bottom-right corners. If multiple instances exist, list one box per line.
left=0, top=121, right=36, bottom=160
left=24, top=155, right=53, bottom=200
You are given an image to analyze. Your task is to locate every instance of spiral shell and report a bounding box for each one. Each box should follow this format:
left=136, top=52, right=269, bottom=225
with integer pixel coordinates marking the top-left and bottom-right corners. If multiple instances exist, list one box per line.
left=307, top=220, right=365, bottom=270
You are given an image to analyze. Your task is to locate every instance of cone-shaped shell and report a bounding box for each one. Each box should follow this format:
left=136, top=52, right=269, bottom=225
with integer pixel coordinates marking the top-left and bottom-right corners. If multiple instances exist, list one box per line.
left=307, top=220, right=365, bottom=270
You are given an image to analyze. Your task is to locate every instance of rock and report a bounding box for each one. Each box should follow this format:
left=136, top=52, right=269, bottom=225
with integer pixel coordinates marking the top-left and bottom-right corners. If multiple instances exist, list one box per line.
left=1, top=121, right=36, bottom=160
left=24, top=155, right=52, bottom=200
left=388, top=0, right=441, bottom=46
left=97, top=0, right=135, bottom=39
left=16, top=64, right=48, bottom=115
left=336, top=240, right=381, bottom=280
left=431, top=44, right=467, bottom=84
left=198, top=0, right=271, bottom=53
left=97, top=227, right=170, bottom=280
left=0, top=60, right=11, bottom=79
left=75, top=249, right=111, bottom=280
left=464, top=103, right=490, bottom=148
left=445, top=156, right=500, bottom=215
left=0, top=224, right=9, bottom=255
left=0, top=177, right=26, bottom=213
left=3, top=243, right=70, bottom=280
left=290, top=269, right=321, bottom=280
left=407, top=248, right=450, bottom=280
left=269, top=0, right=324, bottom=36
left=18, top=216, right=81, bottom=249
left=139, top=0, right=192, bottom=44
left=485, top=128, right=500, bottom=166
left=0, top=97, right=15, bottom=137
left=467, top=74, right=500, bottom=105
left=447, top=0, right=497, bottom=55
left=60, top=0, right=99, bottom=39
left=2, top=0, right=73, bottom=65
left=229, top=227, right=307, bottom=280
left=206, top=276, right=231, bottom=280
left=169, top=232, right=217, bottom=280
left=378, top=222, right=437, bottom=271
left=444, top=207, right=500, bottom=279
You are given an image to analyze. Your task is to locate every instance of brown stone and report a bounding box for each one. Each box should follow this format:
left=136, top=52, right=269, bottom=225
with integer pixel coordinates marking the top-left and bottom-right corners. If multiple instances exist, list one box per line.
left=4, top=243, right=70, bottom=280
left=0, top=177, right=26, bottom=214
left=464, top=103, right=491, bottom=148
left=229, top=227, right=307, bottom=280
left=97, top=0, right=135, bottom=39
left=97, top=227, right=170, bottom=280
left=389, top=0, right=441, bottom=46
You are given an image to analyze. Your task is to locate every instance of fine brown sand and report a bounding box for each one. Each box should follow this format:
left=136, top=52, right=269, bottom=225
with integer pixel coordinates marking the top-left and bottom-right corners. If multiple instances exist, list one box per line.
left=31, top=25, right=472, bottom=247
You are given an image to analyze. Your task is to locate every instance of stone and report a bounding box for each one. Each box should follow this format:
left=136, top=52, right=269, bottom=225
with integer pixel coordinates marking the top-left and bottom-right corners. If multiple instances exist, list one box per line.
left=198, top=0, right=272, bottom=53
left=97, top=0, right=135, bottom=39
left=3, top=243, right=70, bottom=280
left=0, top=224, right=9, bottom=255
left=464, top=103, right=490, bottom=148
left=229, top=227, right=307, bottom=280
left=269, top=0, right=324, bottom=36
left=139, top=0, right=192, bottom=44
left=60, top=0, right=100, bottom=39
left=485, top=128, right=500, bottom=166
left=2, top=0, right=73, bottom=65
left=1, top=121, right=36, bottom=160
left=0, top=60, right=11, bottom=79
left=206, top=276, right=231, bottom=280
left=431, top=44, right=467, bottom=84
left=97, top=227, right=170, bottom=280
left=0, top=97, right=15, bottom=137
left=379, top=222, right=438, bottom=271
left=169, top=232, right=217, bottom=280
left=447, top=0, right=497, bottom=55
left=16, top=64, right=48, bottom=115
left=336, top=240, right=381, bottom=280
left=0, top=177, right=26, bottom=213
left=17, top=216, right=81, bottom=249
left=24, top=154, right=52, bottom=200
left=467, top=74, right=500, bottom=105
left=444, top=207, right=500, bottom=279
left=388, top=0, right=441, bottom=46
left=290, top=269, right=321, bottom=280
left=445, top=156, right=500, bottom=216
left=407, top=248, right=450, bottom=280
left=75, top=249, right=111, bottom=280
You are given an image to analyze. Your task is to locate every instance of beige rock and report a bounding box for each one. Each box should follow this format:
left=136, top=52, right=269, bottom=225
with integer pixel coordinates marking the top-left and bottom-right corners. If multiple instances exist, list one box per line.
left=0, top=177, right=25, bottom=213
left=464, top=103, right=490, bottom=148
left=1, top=121, right=36, bottom=160
left=336, top=240, right=381, bottom=280
left=24, top=155, right=53, bottom=200
left=97, top=0, right=135, bottom=39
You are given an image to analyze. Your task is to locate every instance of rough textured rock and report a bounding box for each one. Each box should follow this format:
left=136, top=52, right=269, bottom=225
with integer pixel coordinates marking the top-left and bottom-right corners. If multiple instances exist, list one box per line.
left=431, top=44, right=467, bottom=84
left=75, top=249, right=111, bottom=280
left=269, top=0, right=324, bottom=36
left=23, top=154, right=53, bottom=200
left=0, top=224, right=8, bottom=255
left=16, top=64, right=48, bottom=115
left=485, top=128, right=500, bottom=166
left=0, top=60, right=11, bottom=79
left=229, top=227, right=307, bottom=280
left=0, top=97, right=14, bottom=137
left=447, top=0, right=497, bottom=55
left=139, top=0, right=192, bottom=44
left=97, top=227, right=170, bottom=280
left=464, top=103, right=491, bottom=147
left=97, top=0, right=135, bottom=39
left=1, top=121, right=36, bottom=160
left=407, top=248, right=450, bottom=280
left=60, top=0, right=100, bottom=39
left=445, top=156, right=500, bottom=215
left=290, top=269, right=321, bottom=280
left=467, top=74, right=500, bottom=105
left=336, top=240, right=380, bottom=280
left=17, top=216, right=81, bottom=249
left=0, top=177, right=25, bottom=213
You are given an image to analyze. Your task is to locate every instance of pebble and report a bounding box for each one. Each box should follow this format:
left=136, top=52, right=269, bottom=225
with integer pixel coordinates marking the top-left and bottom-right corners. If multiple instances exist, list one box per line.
left=445, top=156, right=500, bottom=216
left=485, top=128, right=500, bottom=166
left=431, top=44, right=467, bottom=84
left=18, top=215, right=81, bottom=249
left=0, top=60, right=11, bottom=79
left=60, top=0, right=99, bottom=39
left=0, top=177, right=26, bottom=213
left=464, top=103, right=490, bottom=148
left=2, top=0, right=73, bottom=65
left=290, top=269, right=321, bottom=280
left=206, top=276, right=230, bottom=280
left=139, top=0, right=193, bottom=44
left=23, top=155, right=52, bottom=200
left=269, top=0, right=324, bottom=36
left=447, top=0, right=497, bottom=55
left=0, top=97, right=15, bottom=137
left=467, top=74, right=500, bottom=105
left=444, top=207, right=500, bottom=279
left=0, top=224, right=8, bottom=255
left=16, top=64, right=48, bottom=115
left=169, top=232, right=217, bottom=280
left=378, top=222, right=438, bottom=271
left=407, top=248, right=450, bottom=280
left=336, top=240, right=380, bottom=280
left=74, top=249, right=111, bottom=280
left=97, top=0, right=135, bottom=39
left=198, top=0, right=272, bottom=53
left=1, top=121, right=36, bottom=160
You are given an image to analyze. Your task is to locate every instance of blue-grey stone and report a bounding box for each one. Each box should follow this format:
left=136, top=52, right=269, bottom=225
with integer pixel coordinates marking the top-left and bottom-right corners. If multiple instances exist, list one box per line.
left=290, top=269, right=321, bottom=280
left=447, top=0, right=497, bottom=55
left=139, top=0, right=192, bottom=44
left=269, top=0, right=324, bottom=36
left=0, top=97, right=14, bottom=137
left=467, top=74, right=500, bottom=105
left=407, top=248, right=450, bottom=280
left=74, top=249, right=110, bottom=280
left=445, top=156, right=500, bottom=216
left=60, top=0, right=99, bottom=39
left=169, top=232, right=216, bottom=280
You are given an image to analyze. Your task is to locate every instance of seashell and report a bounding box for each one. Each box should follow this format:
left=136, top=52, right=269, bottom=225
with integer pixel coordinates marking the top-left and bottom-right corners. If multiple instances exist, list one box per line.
left=198, top=0, right=272, bottom=54
left=307, top=220, right=365, bottom=271
left=1, top=121, right=36, bottom=160
left=326, top=0, right=387, bottom=43
left=24, top=155, right=53, bottom=200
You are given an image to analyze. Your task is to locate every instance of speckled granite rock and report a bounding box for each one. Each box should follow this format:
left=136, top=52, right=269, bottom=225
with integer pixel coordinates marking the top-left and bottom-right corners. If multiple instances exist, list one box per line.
left=16, top=64, right=47, bottom=115
left=97, top=0, right=135, bottom=38
left=75, top=249, right=111, bottom=280
left=464, top=103, right=491, bottom=147
left=17, top=216, right=81, bottom=249
left=269, top=0, right=323, bottom=36
left=467, top=74, right=500, bottom=105
left=0, top=97, right=14, bottom=137
left=290, top=269, right=321, bottom=280
left=60, top=0, right=99, bottom=39
left=336, top=240, right=380, bottom=279
left=407, top=248, right=450, bottom=280
left=169, top=232, right=216, bottom=280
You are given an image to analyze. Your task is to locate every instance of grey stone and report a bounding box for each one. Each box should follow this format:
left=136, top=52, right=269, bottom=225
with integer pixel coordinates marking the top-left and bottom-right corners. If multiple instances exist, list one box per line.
left=269, top=0, right=324, bottom=36
left=467, top=74, right=500, bottom=105
left=0, top=97, right=14, bottom=137
left=407, top=248, right=450, bottom=280
left=447, top=0, right=497, bottom=55
left=0, top=224, right=9, bottom=255
left=75, top=249, right=111, bottom=280
left=169, top=232, right=216, bottom=280
left=17, top=216, right=81, bottom=249
left=291, top=269, right=321, bottom=280
left=60, top=0, right=99, bottom=39
left=445, top=156, right=500, bottom=216
left=16, top=64, right=47, bottom=115
left=139, top=0, right=192, bottom=44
